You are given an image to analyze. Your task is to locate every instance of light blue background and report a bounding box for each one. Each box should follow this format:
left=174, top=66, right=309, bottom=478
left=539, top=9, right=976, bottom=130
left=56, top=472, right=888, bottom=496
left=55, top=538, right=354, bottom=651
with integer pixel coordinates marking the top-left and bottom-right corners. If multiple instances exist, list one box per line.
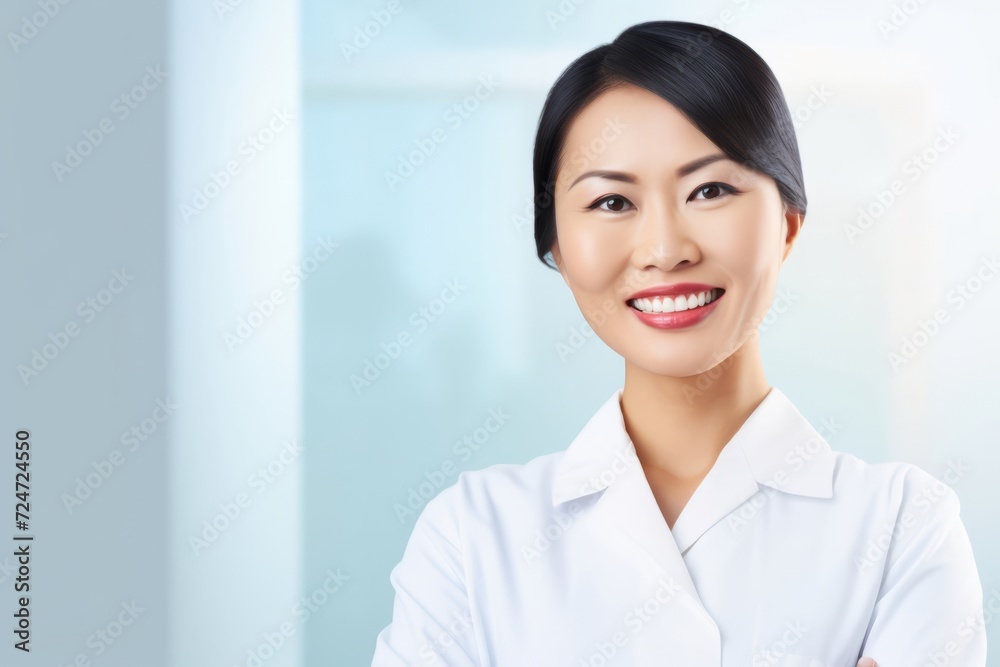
left=1, top=0, right=996, bottom=666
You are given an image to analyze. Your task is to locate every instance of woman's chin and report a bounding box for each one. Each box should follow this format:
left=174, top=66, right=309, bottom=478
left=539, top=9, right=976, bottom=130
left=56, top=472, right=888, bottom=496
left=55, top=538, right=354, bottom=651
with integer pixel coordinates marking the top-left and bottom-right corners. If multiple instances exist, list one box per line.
left=624, top=354, right=724, bottom=380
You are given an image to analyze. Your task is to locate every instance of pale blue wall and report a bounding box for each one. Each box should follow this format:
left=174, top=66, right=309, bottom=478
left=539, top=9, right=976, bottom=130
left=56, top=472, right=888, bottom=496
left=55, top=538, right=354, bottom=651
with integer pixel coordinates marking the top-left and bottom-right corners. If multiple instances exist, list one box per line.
left=2, top=1, right=995, bottom=666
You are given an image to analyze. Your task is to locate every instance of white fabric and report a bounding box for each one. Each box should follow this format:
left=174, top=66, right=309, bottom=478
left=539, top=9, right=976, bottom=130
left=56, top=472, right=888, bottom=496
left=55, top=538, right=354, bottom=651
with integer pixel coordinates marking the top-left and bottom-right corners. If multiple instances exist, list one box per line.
left=372, top=386, right=986, bottom=666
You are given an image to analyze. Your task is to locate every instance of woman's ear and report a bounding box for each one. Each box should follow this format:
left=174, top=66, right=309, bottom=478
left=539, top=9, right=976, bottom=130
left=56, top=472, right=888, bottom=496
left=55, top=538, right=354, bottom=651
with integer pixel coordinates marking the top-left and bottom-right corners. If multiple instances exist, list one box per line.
left=781, top=208, right=804, bottom=263
left=550, top=242, right=570, bottom=287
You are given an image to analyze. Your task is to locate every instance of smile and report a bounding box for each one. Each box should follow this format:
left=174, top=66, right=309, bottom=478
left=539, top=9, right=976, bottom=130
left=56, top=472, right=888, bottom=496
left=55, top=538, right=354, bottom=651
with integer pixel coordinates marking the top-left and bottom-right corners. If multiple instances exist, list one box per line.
left=627, top=288, right=723, bottom=313
left=625, top=287, right=725, bottom=330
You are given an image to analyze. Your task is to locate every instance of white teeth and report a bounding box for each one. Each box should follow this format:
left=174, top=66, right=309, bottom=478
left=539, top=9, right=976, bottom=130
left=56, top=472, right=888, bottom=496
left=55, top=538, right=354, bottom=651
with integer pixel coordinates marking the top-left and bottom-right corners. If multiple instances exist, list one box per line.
left=629, top=289, right=721, bottom=313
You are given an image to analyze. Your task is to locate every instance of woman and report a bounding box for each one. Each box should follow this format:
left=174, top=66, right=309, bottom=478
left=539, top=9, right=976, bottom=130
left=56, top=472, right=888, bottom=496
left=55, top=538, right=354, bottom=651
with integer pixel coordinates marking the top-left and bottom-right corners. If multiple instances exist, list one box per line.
left=372, top=20, right=986, bottom=666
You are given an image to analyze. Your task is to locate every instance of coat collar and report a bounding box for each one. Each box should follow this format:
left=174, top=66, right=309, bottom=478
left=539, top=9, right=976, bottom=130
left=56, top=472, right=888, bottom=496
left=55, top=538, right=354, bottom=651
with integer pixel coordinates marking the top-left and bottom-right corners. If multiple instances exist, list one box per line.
left=550, top=386, right=836, bottom=554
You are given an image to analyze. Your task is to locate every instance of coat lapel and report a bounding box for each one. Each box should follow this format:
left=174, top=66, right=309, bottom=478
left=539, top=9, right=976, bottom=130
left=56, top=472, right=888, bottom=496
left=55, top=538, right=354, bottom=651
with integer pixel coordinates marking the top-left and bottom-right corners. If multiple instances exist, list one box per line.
left=547, top=386, right=837, bottom=665
left=669, top=432, right=763, bottom=555
left=583, top=435, right=722, bottom=663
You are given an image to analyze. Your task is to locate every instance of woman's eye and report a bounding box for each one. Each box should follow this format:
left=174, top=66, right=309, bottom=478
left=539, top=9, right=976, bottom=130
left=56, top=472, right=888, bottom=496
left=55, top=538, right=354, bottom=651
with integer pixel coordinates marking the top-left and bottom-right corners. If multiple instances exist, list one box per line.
left=689, top=182, right=737, bottom=202
left=588, top=195, right=634, bottom=214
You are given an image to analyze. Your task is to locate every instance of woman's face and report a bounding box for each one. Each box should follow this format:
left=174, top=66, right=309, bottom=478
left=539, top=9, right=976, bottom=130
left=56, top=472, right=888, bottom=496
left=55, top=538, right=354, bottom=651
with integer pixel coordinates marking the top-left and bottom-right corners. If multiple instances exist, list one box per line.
left=550, top=83, right=802, bottom=378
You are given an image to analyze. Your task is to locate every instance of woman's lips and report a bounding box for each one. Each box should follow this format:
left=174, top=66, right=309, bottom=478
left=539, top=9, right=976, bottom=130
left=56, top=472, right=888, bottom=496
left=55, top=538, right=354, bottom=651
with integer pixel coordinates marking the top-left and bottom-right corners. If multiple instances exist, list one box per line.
left=627, top=289, right=724, bottom=330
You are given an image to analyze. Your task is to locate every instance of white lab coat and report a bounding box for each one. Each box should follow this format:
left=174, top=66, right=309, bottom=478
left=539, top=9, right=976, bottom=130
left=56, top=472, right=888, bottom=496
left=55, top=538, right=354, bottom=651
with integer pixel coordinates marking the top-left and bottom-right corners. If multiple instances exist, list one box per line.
left=372, top=387, right=987, bottom=666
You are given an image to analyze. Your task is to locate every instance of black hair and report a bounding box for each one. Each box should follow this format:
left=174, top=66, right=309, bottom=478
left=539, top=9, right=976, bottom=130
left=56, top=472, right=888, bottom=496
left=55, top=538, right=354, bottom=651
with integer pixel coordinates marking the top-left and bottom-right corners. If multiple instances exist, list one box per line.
left=532, top=20, right=807, bottom=270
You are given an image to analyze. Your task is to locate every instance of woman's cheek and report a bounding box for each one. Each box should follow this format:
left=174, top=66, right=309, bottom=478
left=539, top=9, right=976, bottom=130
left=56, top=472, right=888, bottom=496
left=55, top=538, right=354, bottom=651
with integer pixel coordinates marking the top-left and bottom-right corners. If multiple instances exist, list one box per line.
left=716, top=206, right=780, bottom=278
left=561, top=227, right=627, bottom=293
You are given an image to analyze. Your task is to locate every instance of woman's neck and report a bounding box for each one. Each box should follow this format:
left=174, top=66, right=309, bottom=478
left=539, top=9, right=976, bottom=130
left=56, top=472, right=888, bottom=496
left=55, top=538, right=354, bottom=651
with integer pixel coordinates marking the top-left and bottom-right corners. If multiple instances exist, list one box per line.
left=620, top=336, right=772, bottom=483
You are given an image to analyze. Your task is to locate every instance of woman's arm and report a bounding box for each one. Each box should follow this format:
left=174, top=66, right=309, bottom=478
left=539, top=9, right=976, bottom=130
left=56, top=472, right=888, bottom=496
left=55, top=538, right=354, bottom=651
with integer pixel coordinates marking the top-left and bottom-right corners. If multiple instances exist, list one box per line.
left=858, top=468, right=986, bottom=665
left=371, top=484, right=482, bottom=667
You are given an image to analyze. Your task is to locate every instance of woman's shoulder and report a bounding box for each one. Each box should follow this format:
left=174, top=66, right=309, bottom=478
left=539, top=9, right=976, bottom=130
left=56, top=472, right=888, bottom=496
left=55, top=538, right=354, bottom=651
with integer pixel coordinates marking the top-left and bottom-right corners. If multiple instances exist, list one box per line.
left=828, top=449, right=965, bottom=521
left=412, top=449, right=569, bottom=535
left=440, top=449, right=566, bottom=508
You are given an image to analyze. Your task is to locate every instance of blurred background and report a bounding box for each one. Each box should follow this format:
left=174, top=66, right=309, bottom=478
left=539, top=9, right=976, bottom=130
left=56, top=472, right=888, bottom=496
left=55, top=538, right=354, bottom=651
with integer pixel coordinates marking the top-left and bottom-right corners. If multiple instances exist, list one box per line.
left=1, top=0, right=998, bottom=665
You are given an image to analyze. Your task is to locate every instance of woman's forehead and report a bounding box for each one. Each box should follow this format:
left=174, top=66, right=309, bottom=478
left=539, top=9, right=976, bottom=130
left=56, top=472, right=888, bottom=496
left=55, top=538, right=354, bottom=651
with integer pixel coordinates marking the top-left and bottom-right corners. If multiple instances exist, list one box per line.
left=556, top=86, right=723, bottom=178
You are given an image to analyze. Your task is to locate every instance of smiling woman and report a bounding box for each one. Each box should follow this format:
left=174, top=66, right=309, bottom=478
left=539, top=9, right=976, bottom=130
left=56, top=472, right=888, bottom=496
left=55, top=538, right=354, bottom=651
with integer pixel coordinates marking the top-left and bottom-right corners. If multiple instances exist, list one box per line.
left=371, top=20, right=987, bottom=667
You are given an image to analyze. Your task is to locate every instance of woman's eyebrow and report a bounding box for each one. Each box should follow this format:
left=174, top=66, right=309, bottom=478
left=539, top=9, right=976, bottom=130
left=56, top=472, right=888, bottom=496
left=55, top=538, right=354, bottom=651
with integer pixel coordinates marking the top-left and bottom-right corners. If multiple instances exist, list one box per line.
left=677, top=152, right=729, bottom=177
left=567, top=153, right=732, bottom=191
left=567, top=170, right=637, bottom=190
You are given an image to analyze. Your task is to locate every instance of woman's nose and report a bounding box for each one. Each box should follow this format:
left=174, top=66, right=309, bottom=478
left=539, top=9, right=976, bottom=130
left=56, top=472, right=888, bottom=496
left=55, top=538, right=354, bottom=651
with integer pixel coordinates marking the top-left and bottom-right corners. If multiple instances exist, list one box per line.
left=631, top=203, right=699, bottom=272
